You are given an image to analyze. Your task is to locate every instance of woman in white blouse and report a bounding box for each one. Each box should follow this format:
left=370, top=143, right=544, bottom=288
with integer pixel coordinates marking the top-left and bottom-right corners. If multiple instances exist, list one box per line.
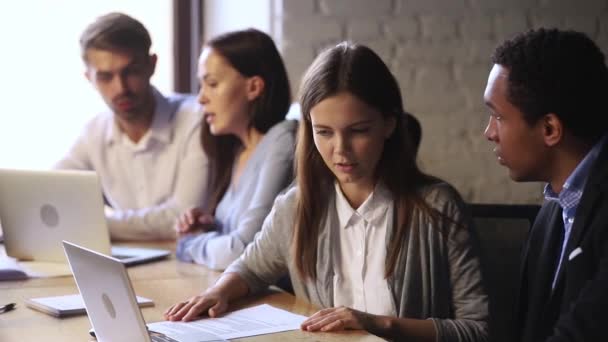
left=165, top=42, right=489, bottom=342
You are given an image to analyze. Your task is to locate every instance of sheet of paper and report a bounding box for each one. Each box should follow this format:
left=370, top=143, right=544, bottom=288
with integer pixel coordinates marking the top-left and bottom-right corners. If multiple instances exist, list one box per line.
left=148, top=304, right=307, bottom=341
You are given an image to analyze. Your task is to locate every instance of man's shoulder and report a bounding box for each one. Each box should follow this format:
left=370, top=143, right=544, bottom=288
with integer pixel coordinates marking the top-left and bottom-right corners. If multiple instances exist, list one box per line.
left=167, top=93, right=199, bottom=115
left=587, top=139, right=608, bottom=189
left=161, top=93, right=201, bottom=132
left=79, top=111, right=113, bottom=138
left=166, top=92, right=195, bottom=104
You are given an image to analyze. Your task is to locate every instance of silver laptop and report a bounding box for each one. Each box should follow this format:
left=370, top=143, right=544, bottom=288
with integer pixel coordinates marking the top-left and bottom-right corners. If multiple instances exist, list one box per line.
left=0, top=168, right=169, bottom=266
left=63, top=241, right=225, bottom=342
left=63, top=241, right=172, bottom=342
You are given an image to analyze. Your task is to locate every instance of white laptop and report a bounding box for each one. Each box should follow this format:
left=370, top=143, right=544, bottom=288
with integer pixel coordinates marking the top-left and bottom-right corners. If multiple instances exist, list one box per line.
left=0, top=168, right=169, bottom=266
left=63, top=241, right=225, bottom=342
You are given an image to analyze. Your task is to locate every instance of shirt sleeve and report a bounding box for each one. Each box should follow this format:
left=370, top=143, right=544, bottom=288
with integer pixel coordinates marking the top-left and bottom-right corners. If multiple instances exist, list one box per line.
left=106, top=120, right=209, bottom=241
left=223, top=188, right=295, bottom=294
left=430, top=187, right=490, bottom=342
left=54, top=129, right=94, bottom=170
left=177, top=128, right=295, bottom=269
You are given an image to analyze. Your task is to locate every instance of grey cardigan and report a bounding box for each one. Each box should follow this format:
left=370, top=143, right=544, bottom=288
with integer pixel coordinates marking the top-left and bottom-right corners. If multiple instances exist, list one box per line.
left=225, top=182, right=489, bottom=342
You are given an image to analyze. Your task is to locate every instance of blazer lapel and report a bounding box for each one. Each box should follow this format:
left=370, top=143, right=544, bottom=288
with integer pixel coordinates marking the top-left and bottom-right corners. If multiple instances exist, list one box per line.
left=552, top=142, right=608, bottom=291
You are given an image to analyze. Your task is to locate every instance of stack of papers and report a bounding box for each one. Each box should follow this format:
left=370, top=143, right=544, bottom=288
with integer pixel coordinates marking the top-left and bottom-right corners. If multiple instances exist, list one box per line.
left=148, top=304, right=307, bottom=342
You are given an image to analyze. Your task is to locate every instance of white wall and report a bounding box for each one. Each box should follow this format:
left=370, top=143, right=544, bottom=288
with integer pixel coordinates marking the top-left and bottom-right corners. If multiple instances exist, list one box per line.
left=0, top=0, right=173, bottom=169
left=277, top=0, right=608, bottom=204
left=203, top=0, right=273, bottom=42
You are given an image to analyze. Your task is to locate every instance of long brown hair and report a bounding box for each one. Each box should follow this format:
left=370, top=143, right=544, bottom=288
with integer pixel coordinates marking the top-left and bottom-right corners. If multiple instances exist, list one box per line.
left=200, top=29, right=291, bottom=213
left=294, top=42, right=438, bottom=280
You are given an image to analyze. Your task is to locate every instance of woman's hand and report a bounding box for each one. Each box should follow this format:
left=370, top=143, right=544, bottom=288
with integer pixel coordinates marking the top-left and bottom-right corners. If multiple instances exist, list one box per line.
left=175, top=207, right=215, bottom=236
left=163, top=288, right=229, bottom=322
left=300, top=306, right=373, bottom=332
left=164, top=273, right=249, bottom=322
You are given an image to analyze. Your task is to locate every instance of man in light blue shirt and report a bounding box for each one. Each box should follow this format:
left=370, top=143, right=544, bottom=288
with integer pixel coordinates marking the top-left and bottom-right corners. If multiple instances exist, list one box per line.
left=57, top=13, right=209, bottom=240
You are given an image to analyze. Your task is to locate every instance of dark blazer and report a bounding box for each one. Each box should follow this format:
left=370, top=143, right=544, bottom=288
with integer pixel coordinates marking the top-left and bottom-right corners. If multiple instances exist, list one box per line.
left=515, top=140, right=608, bottom=342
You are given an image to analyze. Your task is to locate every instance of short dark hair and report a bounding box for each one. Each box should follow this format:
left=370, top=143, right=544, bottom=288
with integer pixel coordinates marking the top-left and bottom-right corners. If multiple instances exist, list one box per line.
left=80, top=12, right=151, bottom=61
left=492, top=28, right=608, bottom=144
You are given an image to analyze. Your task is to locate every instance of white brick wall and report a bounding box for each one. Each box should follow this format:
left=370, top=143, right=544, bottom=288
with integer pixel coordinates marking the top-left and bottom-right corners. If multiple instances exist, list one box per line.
left=275, top=0, right=608, bottom=204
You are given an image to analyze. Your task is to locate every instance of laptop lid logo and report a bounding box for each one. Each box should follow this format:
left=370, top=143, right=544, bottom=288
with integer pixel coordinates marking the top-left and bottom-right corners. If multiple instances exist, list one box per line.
left=101, top=293, right=116, bottom=319
left=40, top=204, right=59, bottom=228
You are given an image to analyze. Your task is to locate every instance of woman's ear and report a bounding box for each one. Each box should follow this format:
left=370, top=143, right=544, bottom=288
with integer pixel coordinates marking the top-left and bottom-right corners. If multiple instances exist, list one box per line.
left=384, top=116, right=397, bottom=139
left=246, top=76, right=265, bottom=101
left=542, top=113, right=563, bottom=147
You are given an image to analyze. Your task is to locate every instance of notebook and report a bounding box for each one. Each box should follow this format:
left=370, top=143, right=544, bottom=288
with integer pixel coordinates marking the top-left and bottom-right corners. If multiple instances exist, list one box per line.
left=63, top=241, right=226, bottom=342
left=25, top=293, right=153, bottom=317
left=0, top=168, right=169, bottom=266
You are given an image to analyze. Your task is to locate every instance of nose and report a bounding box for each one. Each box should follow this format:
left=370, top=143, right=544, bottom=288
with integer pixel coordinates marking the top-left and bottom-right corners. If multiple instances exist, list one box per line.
left=484, top=116, right=498, bottom=142
left=334, top=133, right=351, bottom=155
left=110, top=74, right=128, bottom=95
left=198, top=83, right=209, bottom=105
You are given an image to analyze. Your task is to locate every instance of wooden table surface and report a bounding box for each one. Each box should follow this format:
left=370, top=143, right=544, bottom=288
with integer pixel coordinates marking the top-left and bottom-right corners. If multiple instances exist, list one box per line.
left=0, top=241, right=384, bottom=342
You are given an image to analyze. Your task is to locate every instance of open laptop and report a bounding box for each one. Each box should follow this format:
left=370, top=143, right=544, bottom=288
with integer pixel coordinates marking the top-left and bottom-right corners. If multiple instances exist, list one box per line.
left=0, top=168, right=169, bottom=266
left=63, top=241, right=225, bottom=342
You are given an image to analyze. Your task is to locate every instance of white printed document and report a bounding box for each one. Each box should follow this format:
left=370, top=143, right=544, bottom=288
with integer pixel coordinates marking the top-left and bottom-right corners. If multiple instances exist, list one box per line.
left=148, top=304, right=307, bottom=342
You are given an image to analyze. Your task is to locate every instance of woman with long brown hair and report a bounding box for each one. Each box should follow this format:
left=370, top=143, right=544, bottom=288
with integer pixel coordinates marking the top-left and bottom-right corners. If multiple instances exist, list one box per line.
left=166, top=42, right=488, bottom=341
left=174, top=28, right=297, bottom=270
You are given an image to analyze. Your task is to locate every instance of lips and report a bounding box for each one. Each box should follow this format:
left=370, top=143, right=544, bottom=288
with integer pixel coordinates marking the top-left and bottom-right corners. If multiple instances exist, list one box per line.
left=335, top=162, right=357, bottom=173
left=204, top=113, right=215, bottom=124
left=493, top=148, right=505, bottom=164
left=113, top=97, right=135, bottom=111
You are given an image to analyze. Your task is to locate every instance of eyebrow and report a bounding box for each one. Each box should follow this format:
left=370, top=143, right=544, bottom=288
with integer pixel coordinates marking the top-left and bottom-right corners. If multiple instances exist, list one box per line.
left=202, top=73, right=220, bottom=82
left=312, top=119, right=375, bottom=129
left=94, top=59, right=142, bottom=75
left=484, top=99, right=496, bottom=110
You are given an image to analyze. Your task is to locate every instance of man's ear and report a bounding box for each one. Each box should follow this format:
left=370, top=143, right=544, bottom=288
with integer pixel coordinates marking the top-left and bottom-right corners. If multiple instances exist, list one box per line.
left=148, top=53, right=158, bottom=76
left=245, top=76, right=265, bottom=101
left=542, top=113, right=563, bottom=147
left=84, top=69, right=91, bottom=82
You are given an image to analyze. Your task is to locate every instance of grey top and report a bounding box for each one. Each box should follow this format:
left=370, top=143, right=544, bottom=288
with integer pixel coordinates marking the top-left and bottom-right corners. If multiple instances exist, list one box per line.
left=176, top=120, right=297, bottom=270
left=226, top=182, right=489, bottom=342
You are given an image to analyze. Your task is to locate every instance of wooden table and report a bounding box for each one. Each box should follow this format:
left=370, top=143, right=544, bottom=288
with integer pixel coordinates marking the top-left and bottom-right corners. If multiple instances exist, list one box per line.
left=0, top=242, right=384, bottom=342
